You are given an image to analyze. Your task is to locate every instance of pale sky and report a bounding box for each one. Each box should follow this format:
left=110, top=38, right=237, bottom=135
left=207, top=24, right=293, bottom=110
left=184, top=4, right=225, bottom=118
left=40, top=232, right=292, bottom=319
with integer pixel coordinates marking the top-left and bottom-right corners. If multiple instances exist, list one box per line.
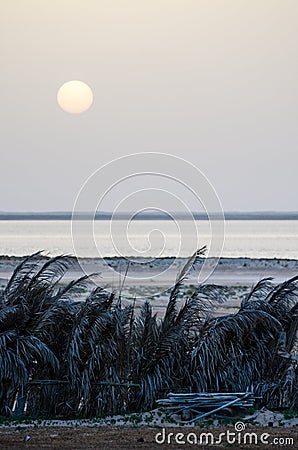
left=1, top=1, right=297, bottom=212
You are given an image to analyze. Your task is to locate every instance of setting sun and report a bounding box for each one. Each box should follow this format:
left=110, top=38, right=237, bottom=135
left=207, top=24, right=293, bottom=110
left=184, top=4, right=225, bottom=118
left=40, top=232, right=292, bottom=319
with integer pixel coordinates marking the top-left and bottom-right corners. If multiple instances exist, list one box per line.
left=57, top=80, right=93, bottom=114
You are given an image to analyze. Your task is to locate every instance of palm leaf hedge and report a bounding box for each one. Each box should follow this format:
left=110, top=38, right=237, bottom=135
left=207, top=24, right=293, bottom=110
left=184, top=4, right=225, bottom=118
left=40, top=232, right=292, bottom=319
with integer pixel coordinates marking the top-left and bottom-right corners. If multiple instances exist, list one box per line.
left=0, top=250, right=297, bottom=418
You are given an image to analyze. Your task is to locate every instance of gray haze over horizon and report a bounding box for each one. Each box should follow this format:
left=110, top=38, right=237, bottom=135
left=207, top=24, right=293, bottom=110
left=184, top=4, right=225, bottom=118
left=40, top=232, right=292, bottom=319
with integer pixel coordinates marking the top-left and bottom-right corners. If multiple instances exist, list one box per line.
left=1, top=1, right=298, bottom=213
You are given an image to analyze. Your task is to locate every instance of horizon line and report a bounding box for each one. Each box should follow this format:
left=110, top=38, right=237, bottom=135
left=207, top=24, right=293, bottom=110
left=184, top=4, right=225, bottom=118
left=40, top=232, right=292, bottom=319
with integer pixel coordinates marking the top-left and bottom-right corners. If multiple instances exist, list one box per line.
left=0, top=211, right=297, bottom=221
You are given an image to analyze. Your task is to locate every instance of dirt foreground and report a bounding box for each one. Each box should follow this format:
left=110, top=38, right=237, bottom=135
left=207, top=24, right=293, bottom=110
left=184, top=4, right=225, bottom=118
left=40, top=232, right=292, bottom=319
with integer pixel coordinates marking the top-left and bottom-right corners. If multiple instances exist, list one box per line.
left=0, top=425, right=297, bottom=450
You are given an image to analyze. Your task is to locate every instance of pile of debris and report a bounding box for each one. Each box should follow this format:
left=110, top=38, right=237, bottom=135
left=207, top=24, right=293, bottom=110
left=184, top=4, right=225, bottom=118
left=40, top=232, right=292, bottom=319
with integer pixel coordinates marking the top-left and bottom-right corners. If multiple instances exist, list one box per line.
left=157, top=391, right=259, bottom=422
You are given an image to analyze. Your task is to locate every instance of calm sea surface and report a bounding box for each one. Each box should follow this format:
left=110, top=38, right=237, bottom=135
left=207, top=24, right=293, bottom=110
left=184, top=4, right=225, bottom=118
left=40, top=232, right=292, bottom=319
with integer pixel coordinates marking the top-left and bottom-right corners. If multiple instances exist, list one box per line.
left=0, top=220, right=297, bottom=259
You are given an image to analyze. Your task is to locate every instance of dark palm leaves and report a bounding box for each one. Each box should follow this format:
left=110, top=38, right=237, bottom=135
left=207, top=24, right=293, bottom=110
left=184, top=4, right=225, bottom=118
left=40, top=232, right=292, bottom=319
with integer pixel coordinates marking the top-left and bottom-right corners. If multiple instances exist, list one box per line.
left=0, top=251, right=297, bottom=416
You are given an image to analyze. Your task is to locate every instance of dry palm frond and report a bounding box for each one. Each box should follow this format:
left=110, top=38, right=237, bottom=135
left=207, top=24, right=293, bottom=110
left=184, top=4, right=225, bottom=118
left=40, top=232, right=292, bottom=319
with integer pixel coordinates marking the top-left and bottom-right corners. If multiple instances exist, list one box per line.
left=0, top=252, right=297, bottom=417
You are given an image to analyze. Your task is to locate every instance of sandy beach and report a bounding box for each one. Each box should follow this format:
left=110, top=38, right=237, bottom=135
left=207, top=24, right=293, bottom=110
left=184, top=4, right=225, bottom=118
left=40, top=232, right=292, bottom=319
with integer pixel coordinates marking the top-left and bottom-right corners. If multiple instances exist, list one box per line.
left=2, top=255, right=297, bottom=285
left=1, top=256, right=297, bottom=316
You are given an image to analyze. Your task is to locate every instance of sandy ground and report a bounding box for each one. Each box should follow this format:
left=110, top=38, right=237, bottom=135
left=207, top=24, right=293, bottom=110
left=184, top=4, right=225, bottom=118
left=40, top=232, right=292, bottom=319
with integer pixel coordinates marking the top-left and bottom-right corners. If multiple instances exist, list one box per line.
left=1, top=256, right=297, bottom=316
left=0, top=409, right=297, bottom=448
left=1, top=256, right=297, bottom=286
left=0, top=425, right=297, bottom=449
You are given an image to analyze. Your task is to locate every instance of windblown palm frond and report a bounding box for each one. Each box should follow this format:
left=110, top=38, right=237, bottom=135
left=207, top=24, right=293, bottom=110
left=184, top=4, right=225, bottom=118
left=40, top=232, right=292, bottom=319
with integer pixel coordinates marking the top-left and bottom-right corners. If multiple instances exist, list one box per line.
left=26, top=255, right=70, bottom=289
left=3, top=251, right=42, bottom=303
left=241, top=277, right=274, bottom=309
left=163, top=247, right=206, bottom=331
left=54, top=274, right=90, bottom=300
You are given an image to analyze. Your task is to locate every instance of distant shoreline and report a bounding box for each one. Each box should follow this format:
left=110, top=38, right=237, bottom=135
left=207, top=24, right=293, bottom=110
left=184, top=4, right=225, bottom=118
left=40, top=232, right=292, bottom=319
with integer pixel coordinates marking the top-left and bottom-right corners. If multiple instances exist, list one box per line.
left=1, top=256, right=298, bottom=293
left=0, top=212, right=298, bottom=220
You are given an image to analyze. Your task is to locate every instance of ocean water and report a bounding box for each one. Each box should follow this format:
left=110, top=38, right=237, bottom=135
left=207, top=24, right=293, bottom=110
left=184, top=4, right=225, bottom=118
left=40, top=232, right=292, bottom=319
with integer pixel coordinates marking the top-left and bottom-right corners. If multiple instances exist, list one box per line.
left=0, top=220, right=297, bottom=259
